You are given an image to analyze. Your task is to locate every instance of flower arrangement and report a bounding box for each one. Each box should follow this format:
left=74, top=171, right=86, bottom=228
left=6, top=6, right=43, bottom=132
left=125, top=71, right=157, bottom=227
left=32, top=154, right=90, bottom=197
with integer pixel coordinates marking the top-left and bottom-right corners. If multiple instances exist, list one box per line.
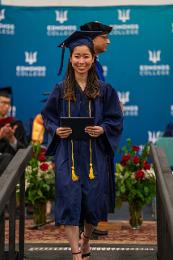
left=25, top=143, right=55, bottom=206
left=115, top=139, right=156, bottom=210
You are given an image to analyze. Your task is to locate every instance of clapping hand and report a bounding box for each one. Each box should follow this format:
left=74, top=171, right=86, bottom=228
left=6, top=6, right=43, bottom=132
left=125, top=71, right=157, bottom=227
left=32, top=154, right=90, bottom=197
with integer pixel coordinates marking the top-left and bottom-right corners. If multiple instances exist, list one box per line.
left=0, top=123, right=18, bottom=143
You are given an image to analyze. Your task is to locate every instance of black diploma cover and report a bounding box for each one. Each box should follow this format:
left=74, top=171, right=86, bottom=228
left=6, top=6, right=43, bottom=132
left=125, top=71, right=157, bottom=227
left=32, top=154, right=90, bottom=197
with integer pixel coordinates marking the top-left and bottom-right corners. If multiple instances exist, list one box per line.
left=60, top=117, right=94, bottom=140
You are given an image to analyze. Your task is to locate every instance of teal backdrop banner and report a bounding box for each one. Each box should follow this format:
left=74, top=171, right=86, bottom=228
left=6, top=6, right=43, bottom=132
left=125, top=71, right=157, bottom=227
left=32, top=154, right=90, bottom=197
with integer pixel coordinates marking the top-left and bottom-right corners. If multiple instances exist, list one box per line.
left=0, top=5, right=173, bottom=146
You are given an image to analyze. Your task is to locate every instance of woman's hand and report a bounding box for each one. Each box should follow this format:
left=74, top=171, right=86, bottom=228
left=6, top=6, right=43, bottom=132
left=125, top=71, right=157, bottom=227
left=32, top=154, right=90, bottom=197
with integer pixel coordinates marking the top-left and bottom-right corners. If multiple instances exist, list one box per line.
left=56, top=127, right=72, bottom=139
left=85, top=126, right=104, bottom=138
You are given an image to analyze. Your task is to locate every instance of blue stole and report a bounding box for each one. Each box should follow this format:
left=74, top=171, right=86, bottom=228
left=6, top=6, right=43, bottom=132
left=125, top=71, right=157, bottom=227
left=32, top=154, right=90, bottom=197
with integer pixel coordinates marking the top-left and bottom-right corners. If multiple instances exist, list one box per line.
left=95, top=58, right=105, bottom=82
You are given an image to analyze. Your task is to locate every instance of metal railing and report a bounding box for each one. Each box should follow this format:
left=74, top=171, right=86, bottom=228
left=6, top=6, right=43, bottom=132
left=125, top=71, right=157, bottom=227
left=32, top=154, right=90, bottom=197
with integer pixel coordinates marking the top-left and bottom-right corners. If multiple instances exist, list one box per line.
left=0, top=145, right=32, bottom=260
left=150, top=143, right=173, bottom=260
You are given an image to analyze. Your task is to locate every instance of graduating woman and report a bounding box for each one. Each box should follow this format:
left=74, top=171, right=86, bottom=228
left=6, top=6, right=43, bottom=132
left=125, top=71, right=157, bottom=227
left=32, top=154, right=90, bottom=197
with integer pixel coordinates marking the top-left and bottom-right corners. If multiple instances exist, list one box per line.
left=41, top=31, right=123, bottom=260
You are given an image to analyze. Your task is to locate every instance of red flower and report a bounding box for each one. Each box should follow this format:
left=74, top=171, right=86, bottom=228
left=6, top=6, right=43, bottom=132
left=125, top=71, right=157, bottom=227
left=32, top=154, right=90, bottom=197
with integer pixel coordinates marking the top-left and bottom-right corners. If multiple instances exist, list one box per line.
left=135, top=170, right=145, bottom=180
left=143, top=161, right=151, bottom=170
left=132, top=145, right=140, bottom=152
left=133, top=156, right=140, bottom=164
left=121, top=154, right=131, bottom=166
left=40, top=147, right=46, bottom=153
left=40, top=162, right=49, bottom=171
left=38, top=154, right=46, bottom=162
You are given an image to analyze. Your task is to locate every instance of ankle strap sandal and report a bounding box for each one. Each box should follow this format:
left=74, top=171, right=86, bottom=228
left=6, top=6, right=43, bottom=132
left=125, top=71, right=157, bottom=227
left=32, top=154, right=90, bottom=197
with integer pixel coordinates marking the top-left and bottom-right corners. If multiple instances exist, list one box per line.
left=82, top=252, right=91, bottom=258
left=83, top=233, right=90, bottom=240
left=72, top=251, right=81, bottom=255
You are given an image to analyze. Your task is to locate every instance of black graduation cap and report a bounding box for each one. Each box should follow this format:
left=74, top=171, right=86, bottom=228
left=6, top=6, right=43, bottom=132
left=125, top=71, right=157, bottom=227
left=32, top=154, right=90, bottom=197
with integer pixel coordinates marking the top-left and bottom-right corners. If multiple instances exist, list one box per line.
left=0, top=86, right=12, bottom=98
left=80, top=21, right=112, bottom=34
left=57, top=30, right=102, bottom=75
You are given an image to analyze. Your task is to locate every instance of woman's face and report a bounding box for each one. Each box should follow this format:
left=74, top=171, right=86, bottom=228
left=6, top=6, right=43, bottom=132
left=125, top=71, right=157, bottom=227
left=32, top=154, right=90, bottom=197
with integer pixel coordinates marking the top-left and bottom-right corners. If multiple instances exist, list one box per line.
left=70, top=45, right=94, bottom=76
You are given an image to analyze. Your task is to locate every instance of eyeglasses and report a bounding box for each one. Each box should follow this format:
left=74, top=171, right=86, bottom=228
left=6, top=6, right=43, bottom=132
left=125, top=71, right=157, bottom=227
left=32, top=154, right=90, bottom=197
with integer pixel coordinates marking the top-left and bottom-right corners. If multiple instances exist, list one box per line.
left=99, top=35, right=109, bottom=40
left=0, top=101, right=11, bottom=106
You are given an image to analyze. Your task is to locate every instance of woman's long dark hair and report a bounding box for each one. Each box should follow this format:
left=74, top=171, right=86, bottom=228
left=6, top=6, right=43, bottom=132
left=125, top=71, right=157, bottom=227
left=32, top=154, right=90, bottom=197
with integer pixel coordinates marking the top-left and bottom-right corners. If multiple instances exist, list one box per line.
left=64, top=45, right=100, bottom=100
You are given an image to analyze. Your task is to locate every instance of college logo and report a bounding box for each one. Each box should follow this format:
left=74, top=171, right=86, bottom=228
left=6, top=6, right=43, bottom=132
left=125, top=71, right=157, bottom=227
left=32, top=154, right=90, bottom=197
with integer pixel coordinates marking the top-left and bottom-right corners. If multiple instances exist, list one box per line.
left=47, top=9, right=76, bottom=36
left=0, top=8, right=15, bottom=35
left=118, top=91, right=129, bottom=105
left=8, top=106, right=16, bottom=117
left=148, top=50, right=161, bottom=64
left=118, top=91, right=138, bottom=116
left=0, top=9, right=5, bottom=21
left=25, top=52, right=37, bottom=65
left=148, top=131, right=162, bottom=143
left=110, top=9, right=139, bottom=36
left=139, top=50, right=170, bottom=76
left=171, top=105, right=173, bottom=116
left=16, top=51, right=46, bottom=77
left=55, top=10, right=68, bottom=24
left=118, top=9, right=130, bottom=23
left=102, top=65, right=108, bottom=77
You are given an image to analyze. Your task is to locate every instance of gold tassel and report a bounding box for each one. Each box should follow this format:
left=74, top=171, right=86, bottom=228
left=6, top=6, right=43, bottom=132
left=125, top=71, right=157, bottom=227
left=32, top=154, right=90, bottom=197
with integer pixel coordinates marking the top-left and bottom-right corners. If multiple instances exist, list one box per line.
left=89, top=163, right=95, bottom=180
left=69, top=99, right=78, bottom=181
left=71, top=165, right=78, bottom=182
left=89, top=139, right=95, bottom=180
left=71, top=140, right=78, bottom=182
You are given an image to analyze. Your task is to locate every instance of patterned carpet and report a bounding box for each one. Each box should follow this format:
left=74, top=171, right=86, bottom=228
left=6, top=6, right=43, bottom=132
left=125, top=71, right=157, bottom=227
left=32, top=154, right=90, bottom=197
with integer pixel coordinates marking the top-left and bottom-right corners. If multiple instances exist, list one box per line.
left=5, top=219, right=157, bottom=245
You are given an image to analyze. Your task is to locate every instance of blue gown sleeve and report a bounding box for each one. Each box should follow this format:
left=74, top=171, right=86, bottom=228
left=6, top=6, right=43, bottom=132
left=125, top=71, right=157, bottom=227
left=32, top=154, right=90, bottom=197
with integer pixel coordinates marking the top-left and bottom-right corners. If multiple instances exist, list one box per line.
left=100, top=83, right=123, bottom=154
left=41, top=84, right=61, bottom=156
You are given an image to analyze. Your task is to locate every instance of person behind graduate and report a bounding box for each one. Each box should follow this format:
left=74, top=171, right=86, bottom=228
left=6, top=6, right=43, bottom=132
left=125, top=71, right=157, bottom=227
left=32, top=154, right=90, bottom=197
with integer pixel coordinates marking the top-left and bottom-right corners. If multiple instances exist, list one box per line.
left=163, top=122, right=173, bottom=137
left=41, top=31, right=123, bottom=260
left=0, top=86, right=27, bottom=175
left=80, top=21, right=112, bottom=82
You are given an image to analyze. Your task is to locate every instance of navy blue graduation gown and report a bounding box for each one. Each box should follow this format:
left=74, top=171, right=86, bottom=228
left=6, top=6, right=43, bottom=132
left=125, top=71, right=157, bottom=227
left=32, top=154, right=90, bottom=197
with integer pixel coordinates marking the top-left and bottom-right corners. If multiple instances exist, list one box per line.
left=41, top=80, right=123, bottom=226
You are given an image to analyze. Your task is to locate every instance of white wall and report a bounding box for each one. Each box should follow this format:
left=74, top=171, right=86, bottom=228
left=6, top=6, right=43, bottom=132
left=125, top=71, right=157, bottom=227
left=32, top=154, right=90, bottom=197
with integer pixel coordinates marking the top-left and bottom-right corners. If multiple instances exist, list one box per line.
left=1, top=0, right=173, bottom=6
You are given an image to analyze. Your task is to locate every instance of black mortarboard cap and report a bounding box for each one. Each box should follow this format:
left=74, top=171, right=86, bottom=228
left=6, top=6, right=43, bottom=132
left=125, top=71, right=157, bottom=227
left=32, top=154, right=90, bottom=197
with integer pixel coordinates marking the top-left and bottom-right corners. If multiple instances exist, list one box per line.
left=57, top=30, right=102, bottom=75
left=80, top=21, right=112, bottom=34
left=0, top=86, right=12, bottom=98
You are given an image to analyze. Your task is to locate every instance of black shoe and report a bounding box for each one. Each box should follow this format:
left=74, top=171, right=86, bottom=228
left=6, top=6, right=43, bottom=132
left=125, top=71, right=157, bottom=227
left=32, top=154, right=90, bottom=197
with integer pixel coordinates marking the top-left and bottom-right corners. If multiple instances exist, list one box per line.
left=92, top=228, right=108, bottom=236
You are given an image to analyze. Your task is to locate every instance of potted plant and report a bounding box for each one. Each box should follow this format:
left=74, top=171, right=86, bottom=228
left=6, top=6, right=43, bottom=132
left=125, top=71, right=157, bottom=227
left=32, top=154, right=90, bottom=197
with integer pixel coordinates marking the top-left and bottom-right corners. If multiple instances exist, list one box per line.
left=115, top=139, right=156, bottom=229
left=25, top=143, right=55, bottom=225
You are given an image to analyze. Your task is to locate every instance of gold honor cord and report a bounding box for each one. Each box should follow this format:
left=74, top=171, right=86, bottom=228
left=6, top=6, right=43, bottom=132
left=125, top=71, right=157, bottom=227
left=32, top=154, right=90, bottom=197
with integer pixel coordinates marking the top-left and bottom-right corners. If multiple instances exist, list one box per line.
left=68, top=99, right=95, bottom=181
left=68, top=99, right=79, bottom=181
left=88, top=100, right=95, bottom=180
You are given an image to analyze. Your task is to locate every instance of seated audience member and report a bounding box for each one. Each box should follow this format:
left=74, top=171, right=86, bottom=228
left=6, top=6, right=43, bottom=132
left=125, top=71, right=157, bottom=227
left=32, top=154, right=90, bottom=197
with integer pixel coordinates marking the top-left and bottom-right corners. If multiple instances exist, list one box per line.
left=32, top=113, right=45, bottom=144
left=0, top=86, right=27, bottom=175
left=31, top=113, right=48, bottom=147
left=163, top=122, right=173, bottom=137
